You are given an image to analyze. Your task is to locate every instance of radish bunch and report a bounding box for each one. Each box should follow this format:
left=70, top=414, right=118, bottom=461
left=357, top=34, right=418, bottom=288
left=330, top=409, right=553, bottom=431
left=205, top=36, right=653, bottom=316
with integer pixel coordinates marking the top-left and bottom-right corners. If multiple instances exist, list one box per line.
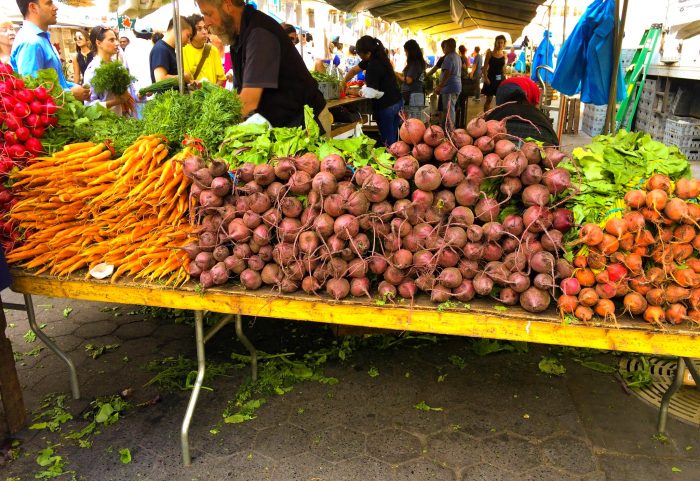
left=184, top=115, right=576, bottom=313
left=558, top=174, right=700, bottom=326
left=0, top=62, right=56, bottom=251
left=0, top=62, right=56, bottom=165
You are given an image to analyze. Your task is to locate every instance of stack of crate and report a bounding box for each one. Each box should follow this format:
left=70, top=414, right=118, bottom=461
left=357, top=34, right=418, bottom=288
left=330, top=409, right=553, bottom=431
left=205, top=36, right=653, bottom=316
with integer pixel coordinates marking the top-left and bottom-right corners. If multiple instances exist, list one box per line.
left=664, top=116, right=700, bottom=161
left=634, top=78, right=669, bottom=141
left=581, top=104, right=608, bottom=137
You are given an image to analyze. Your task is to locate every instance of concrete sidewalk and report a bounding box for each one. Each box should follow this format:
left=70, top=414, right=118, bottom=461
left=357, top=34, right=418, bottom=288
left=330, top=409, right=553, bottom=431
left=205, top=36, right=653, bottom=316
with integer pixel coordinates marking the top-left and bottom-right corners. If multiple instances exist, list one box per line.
left=1, top=289, right=699, bottom=481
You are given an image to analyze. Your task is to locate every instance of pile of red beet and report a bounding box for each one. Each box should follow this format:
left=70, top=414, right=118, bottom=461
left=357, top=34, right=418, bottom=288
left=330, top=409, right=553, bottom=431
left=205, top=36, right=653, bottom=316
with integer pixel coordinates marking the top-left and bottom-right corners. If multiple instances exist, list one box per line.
left=184, top=115, right=577, bottom=313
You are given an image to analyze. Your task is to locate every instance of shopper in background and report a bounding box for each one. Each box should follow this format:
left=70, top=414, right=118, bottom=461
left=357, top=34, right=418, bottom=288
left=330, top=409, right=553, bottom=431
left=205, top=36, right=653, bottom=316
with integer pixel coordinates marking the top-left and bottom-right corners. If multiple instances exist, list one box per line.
left=434, top=38, right=461, bottom=130
left=456, top=44, right=471, bottom=128
left=344, top=35, right=402, bottom=146
left=0, top=21, right=16, bottom=64
left=124, top=26, right=153, bottom=101
left=280, top=23, right=298, bottom=45
left=506, top=46, right=517, bottom=66
left=71, top=28, right=92, bottom=84
left=183, top=14, right=226, bottom=86
left=481, top=35, right=507, bottom=111
left=471, top=46, right=482, bottom=102
left=11, top=0, right=90, bottom=101
left=208, top=33, right=233, bottom=86
left=197, top=0, right=326, bottom=128
left=486, top=76, right=558, bottom=145
left=395, top=39, right=425, bottom=120
left=297, top=32, right=316, bottom=71
left=149, top=16, right=194, bottom=83
left=151, top=31, right=164, bottom=45
left=119, top=36, right=130, bottom=51
left=84, top=26, right=137, bottom=116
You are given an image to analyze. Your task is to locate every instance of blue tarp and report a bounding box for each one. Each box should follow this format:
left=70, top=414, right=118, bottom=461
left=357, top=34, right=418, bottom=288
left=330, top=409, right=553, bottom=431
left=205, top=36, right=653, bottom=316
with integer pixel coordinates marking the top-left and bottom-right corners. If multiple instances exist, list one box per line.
left=531, top=30, right=554, bottom=83
left=550, top=0, right=626, bottom=105
left=514, top=51, right=527, bottom=73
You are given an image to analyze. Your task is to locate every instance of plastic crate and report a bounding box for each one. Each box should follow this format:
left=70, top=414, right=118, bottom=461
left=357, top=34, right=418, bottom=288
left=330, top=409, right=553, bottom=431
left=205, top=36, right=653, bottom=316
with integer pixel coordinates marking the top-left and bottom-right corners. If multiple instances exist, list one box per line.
left=663, top=116, right=700, bottom=161
left=318, top=82, right=339, bottom=100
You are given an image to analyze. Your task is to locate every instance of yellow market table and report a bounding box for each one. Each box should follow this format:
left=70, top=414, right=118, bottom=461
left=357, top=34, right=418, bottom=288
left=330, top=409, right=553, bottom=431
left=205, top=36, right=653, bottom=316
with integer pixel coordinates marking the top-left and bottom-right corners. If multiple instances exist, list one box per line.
left=9, top=269, right=700, bottom=465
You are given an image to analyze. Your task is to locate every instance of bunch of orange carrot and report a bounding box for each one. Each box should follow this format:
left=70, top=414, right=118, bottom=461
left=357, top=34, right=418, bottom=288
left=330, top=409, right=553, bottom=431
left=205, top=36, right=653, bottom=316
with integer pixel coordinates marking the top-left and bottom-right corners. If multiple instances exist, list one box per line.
left=558, top=174, right=700, bottom=327
left=6, top=136, right=196, bottom=286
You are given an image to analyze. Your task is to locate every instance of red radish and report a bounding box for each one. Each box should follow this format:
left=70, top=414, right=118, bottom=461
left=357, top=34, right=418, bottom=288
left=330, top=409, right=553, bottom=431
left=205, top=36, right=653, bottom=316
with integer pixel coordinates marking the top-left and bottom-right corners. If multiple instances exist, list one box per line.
left=560, top=277, right=581, bottom=296
left=474, top=197, right=500, bottom=222
left=522, top=184, right=550, bottom=207
left=349, top=277, right=371, bottom=297
left=552, top=208, right=574, bottom=233
left=520, top=164, right=543, bottom=185
left=455, top=181, right=480, bottom=207
left=485, top=119, right=507, bottom=138
left=354, top=165, right=375, bottom=186
left=399, top=118, right=426, bottom=145
left=500, top=151, right=527, bottom=177
left=480, top=152, right=501, bottom=176
left=606, top=263, right=627, bottom=283
left=414, top=164, right=441, bottom=191
left=295, top=152, right=320, bottom=176
left=438, top=162, right=464, bottom=188
left=321, top=154, right=347, bottom=180
left=453, top=280, right=475, bottom=302
left=288, top=171, right=312, bottom=194
left=542, top=168, right=571, bottom=195
left=326, top=278, right=350, bottom=299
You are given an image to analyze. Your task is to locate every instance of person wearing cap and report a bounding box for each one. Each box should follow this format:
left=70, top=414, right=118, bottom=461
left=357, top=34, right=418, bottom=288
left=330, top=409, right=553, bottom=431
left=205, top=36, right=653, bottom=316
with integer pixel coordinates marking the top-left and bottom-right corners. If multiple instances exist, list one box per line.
left=183, top=14, right=226, bottom=86
left=124, top=25, right=153, bottom=104
left=0, top=21, right=16, bottom=64
left=485, top=76, right=559, bottom=146
left=11, top=0, right=90, bottom=101
left=196, top=0, right=326, bottom=129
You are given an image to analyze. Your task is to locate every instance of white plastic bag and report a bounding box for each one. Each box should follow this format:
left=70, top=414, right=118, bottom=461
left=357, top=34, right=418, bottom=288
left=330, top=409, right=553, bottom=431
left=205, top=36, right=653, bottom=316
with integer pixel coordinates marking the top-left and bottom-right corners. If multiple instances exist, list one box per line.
left=361, top=86, right=384, bottom=99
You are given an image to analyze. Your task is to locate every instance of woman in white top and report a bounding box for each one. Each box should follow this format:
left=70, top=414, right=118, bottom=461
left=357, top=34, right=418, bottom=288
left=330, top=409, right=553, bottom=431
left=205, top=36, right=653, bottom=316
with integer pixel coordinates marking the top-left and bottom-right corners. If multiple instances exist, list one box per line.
left=83, top=26, right=137, bottom=116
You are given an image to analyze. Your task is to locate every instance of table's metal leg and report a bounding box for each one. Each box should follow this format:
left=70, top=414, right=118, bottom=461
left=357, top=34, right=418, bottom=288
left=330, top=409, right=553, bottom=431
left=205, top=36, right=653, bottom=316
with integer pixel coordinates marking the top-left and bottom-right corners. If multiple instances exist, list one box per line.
left=203, top=314, right=234, bottom=344
left=682, top=358, right=700, bottom=389
left=235, top=314, right=257, bottom=382
left=657, top=357, right=686, bottom=434
left=181, top=309, right=205, bottom=466
left=24, top=294, right=80, bottom=399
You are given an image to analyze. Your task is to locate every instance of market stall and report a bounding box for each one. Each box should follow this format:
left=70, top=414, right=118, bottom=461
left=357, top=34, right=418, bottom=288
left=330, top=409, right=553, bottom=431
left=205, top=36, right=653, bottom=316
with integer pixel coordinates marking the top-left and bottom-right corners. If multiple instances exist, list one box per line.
left=3, top=16, right=700, bottom=468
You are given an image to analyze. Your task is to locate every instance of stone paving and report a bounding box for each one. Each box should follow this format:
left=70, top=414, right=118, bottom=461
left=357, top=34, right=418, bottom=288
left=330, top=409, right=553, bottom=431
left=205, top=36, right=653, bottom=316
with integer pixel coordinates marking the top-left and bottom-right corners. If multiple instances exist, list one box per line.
left=1, top=288, right=700, bottom=481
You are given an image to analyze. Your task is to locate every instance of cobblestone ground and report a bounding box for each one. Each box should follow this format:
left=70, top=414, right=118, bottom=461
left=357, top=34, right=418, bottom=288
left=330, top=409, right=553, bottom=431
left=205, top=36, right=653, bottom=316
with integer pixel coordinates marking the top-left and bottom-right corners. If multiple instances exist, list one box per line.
left=1, top=289, right=700, bottom=481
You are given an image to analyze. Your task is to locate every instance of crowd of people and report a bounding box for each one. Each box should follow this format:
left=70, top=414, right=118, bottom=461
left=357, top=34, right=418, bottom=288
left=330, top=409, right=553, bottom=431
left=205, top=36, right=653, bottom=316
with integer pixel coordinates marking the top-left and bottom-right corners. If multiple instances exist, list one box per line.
left=4, top=0, right=556, bottom=149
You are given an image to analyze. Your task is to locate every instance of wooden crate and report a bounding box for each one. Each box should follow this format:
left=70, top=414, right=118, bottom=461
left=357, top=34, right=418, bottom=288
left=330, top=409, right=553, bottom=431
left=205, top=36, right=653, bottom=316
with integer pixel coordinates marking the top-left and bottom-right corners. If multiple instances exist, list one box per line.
left=560, top=97, right=581, bottom=135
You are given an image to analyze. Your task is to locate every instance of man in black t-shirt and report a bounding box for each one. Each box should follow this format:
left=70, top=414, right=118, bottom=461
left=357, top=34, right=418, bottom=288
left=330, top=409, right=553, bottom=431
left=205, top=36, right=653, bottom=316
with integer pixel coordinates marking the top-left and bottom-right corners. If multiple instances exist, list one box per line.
left=149, top=16, right=194, bottom=84
left=196, top=0, right=325, bottom=128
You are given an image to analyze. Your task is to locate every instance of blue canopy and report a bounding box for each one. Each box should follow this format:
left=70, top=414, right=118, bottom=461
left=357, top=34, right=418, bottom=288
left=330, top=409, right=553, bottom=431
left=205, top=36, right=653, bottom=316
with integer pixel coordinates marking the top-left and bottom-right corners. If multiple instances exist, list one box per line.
left=531, top=30, right=554, bottom=83
left=550, top=0, right=626, bottom=105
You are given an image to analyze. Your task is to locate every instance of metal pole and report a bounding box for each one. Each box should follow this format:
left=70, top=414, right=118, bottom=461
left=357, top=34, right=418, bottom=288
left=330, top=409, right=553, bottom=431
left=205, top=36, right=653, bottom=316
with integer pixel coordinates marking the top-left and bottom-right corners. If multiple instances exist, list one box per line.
left=181, top=310, right=205, bottom=466
left=173, top=0, right=185, bottom=94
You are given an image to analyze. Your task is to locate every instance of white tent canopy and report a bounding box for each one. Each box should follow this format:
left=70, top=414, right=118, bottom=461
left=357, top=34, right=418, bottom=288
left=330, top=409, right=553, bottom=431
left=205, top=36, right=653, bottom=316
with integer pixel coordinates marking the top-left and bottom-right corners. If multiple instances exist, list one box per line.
left=0, top=1, right=115, bottom=28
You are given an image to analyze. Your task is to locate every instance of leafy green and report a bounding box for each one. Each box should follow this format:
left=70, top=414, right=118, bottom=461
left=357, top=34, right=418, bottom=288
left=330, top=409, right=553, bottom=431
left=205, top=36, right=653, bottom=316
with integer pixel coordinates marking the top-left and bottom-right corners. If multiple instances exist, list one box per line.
left=90, top=61, right=136, bottom=95
left=310, top=71, right=341, bottom=84
left=573, top=358, right=617, bottom=373
left=35, top=446, right=68, bottom=479
left=118, top=448, right=132, bottom=464
left=414, top=401, right=443, bottom=412
left=29, top=394, right=73, bottom=432
left=538, top=357, right=567, bottom=376
left=562, top=129, right=691, bottom=224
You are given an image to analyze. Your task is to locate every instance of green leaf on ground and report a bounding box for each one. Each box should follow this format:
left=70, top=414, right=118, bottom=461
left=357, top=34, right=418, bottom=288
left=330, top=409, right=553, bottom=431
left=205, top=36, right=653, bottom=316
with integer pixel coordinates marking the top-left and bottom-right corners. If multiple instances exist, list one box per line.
left=472, top=339, right=515, bottom=356
left=85, top=343, right=120, bottom=360
left=23, top=330, right=36, bottom=343
left=368, top=366, right=380, bottom=378
left=414, top=401, right=443, bottom=412
left=493, top=305, right=508, bottom=312
left=672, top=467, right=682, bottom=473
left=118, top=448, right=132, bottom=464
left=34, top=445, right=66, bottom=479
left=573, top=359, right=617, bottom=374
left=449, top=355, right=466, bottom=370
left=539, top=357, right=567, bottom=376
left=62, top=308, right=73, bottom=317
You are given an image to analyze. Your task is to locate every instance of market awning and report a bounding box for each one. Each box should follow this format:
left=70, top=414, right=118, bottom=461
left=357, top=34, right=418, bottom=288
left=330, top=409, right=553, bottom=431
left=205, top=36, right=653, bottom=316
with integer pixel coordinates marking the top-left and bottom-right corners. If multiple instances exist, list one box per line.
left=323, top=0, right=546, bottom=39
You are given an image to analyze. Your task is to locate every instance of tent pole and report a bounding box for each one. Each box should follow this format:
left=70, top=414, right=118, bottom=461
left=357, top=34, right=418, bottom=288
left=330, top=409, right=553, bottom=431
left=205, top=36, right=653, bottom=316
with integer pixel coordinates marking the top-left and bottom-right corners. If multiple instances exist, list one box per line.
left=173, top=0, right=185, bottom=94
left=604, top=0, right=628, bottom=133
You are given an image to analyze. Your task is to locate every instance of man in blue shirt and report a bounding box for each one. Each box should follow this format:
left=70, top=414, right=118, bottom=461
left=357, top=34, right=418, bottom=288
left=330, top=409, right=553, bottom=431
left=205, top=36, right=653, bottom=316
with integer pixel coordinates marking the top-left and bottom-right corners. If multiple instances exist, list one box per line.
left=434, top=38, right=461, bottom=130
left=11, top=0, right=90, bottom=101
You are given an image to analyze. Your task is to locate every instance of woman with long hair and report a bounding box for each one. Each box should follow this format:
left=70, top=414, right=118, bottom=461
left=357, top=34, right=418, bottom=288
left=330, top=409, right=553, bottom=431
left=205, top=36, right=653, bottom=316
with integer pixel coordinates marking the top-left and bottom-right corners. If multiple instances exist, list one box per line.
left=72, top=29, right=93, bottom=84
left=83, top=26, right=136, bottom=116
left=481, top=34, right=507, bottom=111
left=343, top=35, right=403, bottom=146
left=395, top=39, right=425, bottom=119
